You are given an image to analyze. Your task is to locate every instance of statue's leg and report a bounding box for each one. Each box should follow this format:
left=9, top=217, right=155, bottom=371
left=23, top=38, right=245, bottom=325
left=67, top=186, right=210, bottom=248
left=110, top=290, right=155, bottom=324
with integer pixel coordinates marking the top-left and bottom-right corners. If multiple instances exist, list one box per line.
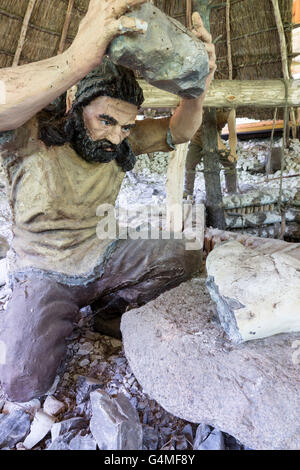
left=0, top=275, right=80, bottom=402
left=91, top=238, right=203, bottom=337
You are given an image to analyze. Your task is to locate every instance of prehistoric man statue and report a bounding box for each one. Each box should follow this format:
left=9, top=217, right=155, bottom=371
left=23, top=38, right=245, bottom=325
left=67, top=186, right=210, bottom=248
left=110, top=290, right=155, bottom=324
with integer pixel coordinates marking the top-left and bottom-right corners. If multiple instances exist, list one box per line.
left=0, top=0, right=216, bottom=402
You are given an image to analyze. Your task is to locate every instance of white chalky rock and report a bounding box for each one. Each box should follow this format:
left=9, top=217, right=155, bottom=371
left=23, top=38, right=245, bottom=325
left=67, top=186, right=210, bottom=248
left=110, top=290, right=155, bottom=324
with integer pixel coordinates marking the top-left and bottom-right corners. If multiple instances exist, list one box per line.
left=79, top=359, right=90, bottom=368
left=3, top=398, right=41, bottom=415
left=23, top=410, right=55, bottom=449
left=43, top=396, right=65, bottom=416
left=206, top=240, right=300, bottom=343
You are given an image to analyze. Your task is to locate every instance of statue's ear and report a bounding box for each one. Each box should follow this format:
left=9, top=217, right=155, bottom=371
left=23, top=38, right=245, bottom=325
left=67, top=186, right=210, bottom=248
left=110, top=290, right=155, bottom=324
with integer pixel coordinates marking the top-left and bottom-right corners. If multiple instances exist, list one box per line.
left=66, top=84, right=78, bottom=114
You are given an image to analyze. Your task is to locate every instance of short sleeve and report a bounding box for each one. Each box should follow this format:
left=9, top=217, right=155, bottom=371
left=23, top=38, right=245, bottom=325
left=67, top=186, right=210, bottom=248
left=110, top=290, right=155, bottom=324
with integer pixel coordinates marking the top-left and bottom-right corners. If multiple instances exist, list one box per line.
left=128, top=117, right=175, bottom=156
left=0, top=117, right=40, bottom=161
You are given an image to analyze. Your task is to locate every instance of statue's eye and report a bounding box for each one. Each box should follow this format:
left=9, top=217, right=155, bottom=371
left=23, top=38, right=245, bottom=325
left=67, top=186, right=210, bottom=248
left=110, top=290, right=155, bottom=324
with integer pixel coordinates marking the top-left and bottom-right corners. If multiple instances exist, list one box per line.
left=122, top=126, right=131, bottom=133
left=101, top=120, right=111, bottom=126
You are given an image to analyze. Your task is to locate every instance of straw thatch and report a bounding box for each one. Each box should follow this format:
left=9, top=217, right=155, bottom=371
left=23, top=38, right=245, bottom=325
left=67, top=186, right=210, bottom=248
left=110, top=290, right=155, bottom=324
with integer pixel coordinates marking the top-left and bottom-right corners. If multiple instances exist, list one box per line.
left=0, top=0, right=294, bottom=119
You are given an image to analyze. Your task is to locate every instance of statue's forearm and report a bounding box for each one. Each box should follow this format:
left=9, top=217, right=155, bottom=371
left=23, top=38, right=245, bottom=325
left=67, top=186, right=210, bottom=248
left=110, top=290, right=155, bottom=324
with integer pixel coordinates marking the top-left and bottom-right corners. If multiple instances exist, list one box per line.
left=0, top=48, right=93, bottom=132
left=169, top=95, right=204, bottom=144
left=169, top=68, right=214, bottom=145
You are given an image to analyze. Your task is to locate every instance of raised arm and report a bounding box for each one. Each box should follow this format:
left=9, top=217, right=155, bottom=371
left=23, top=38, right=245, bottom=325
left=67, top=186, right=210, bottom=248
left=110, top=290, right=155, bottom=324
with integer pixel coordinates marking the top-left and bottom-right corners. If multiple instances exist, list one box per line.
left=0, top=0, right=147, bottom=132
left=169, top=12, right=216, bottom=144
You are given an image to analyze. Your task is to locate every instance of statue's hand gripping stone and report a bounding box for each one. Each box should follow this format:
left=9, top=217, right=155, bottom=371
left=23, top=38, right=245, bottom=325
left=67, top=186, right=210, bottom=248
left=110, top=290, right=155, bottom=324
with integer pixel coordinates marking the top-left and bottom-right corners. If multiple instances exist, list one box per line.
left=72, top=0, right=149, bottom=69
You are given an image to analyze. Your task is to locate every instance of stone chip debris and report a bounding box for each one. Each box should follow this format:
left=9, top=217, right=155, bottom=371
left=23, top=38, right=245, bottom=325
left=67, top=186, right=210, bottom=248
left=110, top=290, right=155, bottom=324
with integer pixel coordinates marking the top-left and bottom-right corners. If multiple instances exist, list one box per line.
left=0, top=306, right=246, bottom=450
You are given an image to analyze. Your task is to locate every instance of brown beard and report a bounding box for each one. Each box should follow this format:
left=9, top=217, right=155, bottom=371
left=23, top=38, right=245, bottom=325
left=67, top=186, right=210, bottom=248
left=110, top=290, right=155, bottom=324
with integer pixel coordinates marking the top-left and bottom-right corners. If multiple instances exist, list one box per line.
left=66, top=110, right=136, bottom=171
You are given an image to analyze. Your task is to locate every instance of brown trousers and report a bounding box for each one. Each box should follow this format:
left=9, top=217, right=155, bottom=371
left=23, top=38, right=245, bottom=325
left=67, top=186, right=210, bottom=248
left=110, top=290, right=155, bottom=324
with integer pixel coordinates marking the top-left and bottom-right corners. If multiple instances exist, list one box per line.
left=0, top=238, right=201, bottom=402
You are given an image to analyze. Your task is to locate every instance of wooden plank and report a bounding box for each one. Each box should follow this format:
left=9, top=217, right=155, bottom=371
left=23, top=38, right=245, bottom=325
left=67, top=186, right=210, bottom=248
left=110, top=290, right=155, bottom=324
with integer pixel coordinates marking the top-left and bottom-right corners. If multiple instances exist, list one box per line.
left=138, top=79, right=300, bottom=108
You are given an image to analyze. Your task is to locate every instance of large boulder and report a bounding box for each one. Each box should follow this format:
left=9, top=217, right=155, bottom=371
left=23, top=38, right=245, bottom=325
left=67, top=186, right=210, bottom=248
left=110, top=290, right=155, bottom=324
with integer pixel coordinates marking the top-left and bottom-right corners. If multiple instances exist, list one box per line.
left=121, top=277, right=300, bottom=450
left=109, top=3, right=209, bottom=99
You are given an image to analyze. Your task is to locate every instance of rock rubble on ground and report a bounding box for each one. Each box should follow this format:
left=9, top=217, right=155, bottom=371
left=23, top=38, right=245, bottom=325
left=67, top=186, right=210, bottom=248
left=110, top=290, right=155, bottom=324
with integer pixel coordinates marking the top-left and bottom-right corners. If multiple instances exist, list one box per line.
left=0, top=304, right=245, bottom=450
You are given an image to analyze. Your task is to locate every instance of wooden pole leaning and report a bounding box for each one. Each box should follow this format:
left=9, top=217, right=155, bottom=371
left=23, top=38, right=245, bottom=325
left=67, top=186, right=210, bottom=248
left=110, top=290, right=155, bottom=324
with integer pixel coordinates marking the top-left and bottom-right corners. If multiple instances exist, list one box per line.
left=58, top=0, right=75, bottom=54
left=13, top=0, right=37, bottom=67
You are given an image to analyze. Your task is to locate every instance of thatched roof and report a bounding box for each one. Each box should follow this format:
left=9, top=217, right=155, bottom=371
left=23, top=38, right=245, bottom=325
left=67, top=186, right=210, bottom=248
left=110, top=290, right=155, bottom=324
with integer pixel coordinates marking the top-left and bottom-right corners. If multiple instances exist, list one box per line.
left=0, top=0, right=294, bottom=119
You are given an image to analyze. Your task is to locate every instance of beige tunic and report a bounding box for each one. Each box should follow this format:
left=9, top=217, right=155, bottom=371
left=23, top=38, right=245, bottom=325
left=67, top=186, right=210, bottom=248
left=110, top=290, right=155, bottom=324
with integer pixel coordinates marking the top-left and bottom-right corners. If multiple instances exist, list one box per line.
left=0, top=116, right=172, bottom=277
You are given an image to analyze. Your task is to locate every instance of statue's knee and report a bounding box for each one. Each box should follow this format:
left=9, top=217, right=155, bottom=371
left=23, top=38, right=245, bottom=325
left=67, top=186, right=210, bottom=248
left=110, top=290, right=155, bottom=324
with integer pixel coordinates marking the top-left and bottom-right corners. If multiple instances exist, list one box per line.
left=0, top=364, right=54, bottom=402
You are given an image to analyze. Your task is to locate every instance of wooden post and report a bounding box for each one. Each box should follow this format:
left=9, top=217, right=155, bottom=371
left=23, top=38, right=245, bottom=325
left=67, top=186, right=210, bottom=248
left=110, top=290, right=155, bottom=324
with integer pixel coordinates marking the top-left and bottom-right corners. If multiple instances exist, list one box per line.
left=193, top=1, right=225, bottom=228
left=12, top=0, right=37, bottom=66
left=226, top=0, right=233, bottom=80
left=186, top=0, right=193, bottom=30
left=166, top=142, right=189, bottom=232
left=225, top=0, right=238, bottom=193
left=202, top=109, right=226, bottom=229
left=225, top=0, right=237, bottom=157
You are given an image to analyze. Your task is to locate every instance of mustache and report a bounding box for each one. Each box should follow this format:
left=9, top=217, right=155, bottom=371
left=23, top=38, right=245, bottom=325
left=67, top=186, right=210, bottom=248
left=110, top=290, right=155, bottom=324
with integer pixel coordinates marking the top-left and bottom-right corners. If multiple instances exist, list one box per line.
left=93, top=139, right=119, bottom=152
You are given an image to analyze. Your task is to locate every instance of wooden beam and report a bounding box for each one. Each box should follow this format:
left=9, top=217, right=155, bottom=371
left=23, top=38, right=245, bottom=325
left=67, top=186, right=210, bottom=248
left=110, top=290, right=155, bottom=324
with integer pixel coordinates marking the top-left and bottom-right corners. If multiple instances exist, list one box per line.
left=138, top=79, right=300, bottom=109
left=12, top=0, right=37, bottom=66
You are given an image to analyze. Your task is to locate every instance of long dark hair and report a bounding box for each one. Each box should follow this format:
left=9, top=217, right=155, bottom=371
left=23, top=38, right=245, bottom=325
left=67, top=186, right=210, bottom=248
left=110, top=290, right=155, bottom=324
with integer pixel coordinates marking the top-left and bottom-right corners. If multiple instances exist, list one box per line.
left=37, top=93, right=69, bottom=146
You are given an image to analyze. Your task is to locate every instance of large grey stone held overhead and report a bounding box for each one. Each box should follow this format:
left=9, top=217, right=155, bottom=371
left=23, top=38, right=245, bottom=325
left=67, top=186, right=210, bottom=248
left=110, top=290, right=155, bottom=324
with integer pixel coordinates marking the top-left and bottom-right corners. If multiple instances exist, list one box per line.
left=108, top=3, right=209, bottom=99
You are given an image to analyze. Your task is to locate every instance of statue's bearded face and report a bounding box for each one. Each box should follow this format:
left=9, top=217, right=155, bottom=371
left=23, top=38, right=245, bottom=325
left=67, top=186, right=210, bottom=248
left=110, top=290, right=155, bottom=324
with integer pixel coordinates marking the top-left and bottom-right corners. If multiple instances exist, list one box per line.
left=70, top=96, right=138, bottom=164
left=83, top=96, right=138, bottom=145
